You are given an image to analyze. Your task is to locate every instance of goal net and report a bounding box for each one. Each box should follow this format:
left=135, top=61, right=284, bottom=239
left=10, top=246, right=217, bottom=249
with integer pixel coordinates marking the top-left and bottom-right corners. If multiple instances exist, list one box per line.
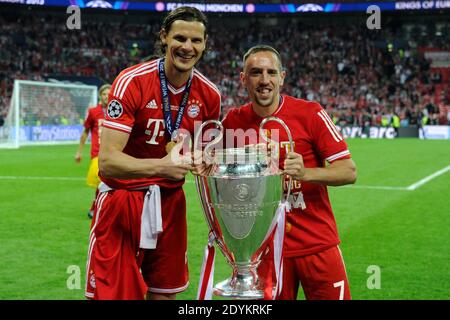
left=0, top=80, right=98, bottom=148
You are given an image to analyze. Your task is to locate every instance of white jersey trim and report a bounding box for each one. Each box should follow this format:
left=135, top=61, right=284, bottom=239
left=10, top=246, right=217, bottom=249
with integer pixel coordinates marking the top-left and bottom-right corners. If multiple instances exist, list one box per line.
left=193, top=70, right=221, bottom=116
left=103, top=120, right=132, bottom=133
left=168, top=83, right=186, bottom=95
left=273, top=96, right=286, bottom=115
left=85, top=191, right=108, bottom=297
left=326, top=150, right=350, bottom=162
left=148, top=281, right=190, bottom=294
left=118, top=67, right=157, bottom=99
left=193, top=70, right=221, bottom=98
left=114, top=60, right=157, bottom=98
left=317, top=110, right=342, bottom=143
left=166, top=68, right=194, bottom=95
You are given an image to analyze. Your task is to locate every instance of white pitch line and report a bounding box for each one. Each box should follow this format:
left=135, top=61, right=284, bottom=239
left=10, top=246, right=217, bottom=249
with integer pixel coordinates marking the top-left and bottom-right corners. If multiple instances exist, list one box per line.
left=406, top=165, right=450, bottom=191
left=0, top=176, right=84, bottom=181
left=2, top=165, right=449, bottom=191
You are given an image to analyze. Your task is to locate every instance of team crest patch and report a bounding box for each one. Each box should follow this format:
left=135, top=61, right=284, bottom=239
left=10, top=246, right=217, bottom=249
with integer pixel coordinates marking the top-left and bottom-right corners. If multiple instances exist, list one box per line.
left=107, top=100, right=123, bottom=119
left=89, top=273, right=96, bottom=289
left=187, top=100, right=201, bottom=118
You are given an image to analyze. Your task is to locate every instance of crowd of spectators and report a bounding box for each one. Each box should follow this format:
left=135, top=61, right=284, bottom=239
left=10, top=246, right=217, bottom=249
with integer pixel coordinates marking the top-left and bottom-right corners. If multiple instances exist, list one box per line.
left=0, top=11, right=449, bottom=127
left=200, top=20, right=450, bottom=126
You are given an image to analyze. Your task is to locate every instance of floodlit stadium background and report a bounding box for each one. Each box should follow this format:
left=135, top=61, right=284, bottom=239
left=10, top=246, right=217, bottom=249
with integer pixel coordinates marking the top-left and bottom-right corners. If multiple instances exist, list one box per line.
left=0, top=0, right=449, bottom=299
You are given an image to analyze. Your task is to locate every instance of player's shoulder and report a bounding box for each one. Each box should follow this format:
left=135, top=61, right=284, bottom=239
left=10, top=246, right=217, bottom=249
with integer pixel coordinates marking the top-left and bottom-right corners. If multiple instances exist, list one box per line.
left=282, top=95, right=324, bottom=116
left=86, top=103, right=100, bottom=114
left=279, top=96, right=324, bottom=122
left=192, top=68, right=221, bottom=99
left=112, top=59, right=159, bottom=99
left=114, top=60, right=159, bottom=85
left=222, top=103, right=252, bottom=123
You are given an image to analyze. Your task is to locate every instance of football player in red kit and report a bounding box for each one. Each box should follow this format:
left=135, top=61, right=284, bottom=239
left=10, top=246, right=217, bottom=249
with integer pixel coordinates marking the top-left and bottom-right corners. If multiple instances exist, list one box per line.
left=85, top=7, right=221, bottom=300
left=76, top=84, right=111, bottom=219
left=221, top=45, right=357, bottom=300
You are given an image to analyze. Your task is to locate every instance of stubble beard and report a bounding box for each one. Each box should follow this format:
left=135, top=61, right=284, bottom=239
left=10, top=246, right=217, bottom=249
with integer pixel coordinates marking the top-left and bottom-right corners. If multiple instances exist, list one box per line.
left=173, top=55, right=199, bottom=74
left=255, top=94, right=275, bottom=108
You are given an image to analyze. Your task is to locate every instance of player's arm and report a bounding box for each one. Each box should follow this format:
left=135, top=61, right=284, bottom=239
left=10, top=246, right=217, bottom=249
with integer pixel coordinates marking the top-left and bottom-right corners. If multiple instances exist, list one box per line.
left=284, top=153, right=357, bottom=186
left=98, top=127, right=194, bottom=181
left=286, top=102, right=356, bottom=186
left=75, top=128, right=90, bottom=163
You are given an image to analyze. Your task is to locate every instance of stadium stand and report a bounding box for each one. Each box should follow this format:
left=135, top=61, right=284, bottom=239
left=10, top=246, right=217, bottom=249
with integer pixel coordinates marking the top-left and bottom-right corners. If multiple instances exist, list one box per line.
left=0, top=5, right=449, bottom=127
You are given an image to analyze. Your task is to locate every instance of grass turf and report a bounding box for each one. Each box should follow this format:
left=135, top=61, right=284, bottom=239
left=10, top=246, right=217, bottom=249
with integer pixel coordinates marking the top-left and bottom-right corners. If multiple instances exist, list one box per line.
left=0, top=138, right=449, bottom=299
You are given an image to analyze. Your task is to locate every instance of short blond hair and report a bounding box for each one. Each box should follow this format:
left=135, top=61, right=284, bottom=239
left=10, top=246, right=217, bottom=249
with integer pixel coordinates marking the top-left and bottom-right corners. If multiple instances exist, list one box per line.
left=98, top=84, right=111, bottom=96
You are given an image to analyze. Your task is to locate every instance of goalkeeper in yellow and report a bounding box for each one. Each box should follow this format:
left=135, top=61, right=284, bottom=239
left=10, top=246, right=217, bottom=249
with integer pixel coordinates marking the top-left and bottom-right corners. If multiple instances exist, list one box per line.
left=75, top=84, right=111, bottom=218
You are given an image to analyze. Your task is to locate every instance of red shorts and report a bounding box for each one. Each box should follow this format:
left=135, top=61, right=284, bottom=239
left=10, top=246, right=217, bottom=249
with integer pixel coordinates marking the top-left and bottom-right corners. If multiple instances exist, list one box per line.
left=85, top=187, right=188, bottom=300
left=259, top=246, right=351, bottom=300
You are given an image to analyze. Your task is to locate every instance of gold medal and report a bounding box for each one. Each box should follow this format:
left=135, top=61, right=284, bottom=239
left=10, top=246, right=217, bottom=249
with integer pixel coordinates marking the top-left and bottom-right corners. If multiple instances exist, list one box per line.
left=165, top=141, right=177, bottom=153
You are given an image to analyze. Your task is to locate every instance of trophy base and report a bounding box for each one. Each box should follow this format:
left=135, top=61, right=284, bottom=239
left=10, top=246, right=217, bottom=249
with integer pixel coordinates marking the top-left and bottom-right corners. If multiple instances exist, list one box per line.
left=213, top=276, right=264, bottom=300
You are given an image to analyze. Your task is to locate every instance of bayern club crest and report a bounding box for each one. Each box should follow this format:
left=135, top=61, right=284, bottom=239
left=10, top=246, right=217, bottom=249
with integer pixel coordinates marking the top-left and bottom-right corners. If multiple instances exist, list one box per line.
left=187, top=100, right=201, bottom=118
left=107, top=100, right=123, bottom=119
left=89, top=273, right=96, bottom=289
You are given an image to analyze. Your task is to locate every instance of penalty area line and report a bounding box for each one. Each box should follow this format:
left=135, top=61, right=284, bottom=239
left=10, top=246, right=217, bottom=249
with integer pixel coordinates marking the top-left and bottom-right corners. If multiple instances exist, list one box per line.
left=406, top=165, right=450, bottom=191
left=326, top=164, right=450, bottom=191
left=4, top=165, right=449, bottom=190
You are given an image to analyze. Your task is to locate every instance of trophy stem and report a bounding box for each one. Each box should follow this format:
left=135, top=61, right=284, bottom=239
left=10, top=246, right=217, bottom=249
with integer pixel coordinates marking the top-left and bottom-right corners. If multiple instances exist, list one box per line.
left=213, top=262, right=264, bottom=300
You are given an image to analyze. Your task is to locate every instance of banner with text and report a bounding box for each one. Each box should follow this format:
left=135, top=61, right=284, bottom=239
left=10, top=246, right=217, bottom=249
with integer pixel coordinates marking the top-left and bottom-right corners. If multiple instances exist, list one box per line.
left=16, top=125, right=85, bottom=142
left=337, top=126, right=397, bottom=139
left=420, top=125, right=450, bottom=139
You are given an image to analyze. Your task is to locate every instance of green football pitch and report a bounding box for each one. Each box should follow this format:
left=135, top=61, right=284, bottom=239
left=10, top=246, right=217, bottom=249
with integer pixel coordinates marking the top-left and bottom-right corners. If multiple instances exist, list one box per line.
left=0, top=139, right=449, bottom=300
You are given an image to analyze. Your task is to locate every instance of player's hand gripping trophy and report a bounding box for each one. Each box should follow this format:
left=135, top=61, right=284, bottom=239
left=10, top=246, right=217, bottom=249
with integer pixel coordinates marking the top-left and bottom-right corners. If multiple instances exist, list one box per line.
left=193, top=117, right=293, bottom=299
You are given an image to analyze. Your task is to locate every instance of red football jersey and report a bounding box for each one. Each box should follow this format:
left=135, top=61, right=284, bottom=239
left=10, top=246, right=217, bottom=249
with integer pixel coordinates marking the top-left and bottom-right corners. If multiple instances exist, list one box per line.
left=101, top=59, right=221, bottom=189
left=222, top=95, right=351, bottom=257
left=83, top=103, right=105, bottom=159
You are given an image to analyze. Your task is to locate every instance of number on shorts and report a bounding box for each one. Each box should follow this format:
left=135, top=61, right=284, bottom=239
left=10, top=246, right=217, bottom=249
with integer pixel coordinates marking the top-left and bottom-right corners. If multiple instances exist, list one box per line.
left=333, top=280, right=345, bottom=300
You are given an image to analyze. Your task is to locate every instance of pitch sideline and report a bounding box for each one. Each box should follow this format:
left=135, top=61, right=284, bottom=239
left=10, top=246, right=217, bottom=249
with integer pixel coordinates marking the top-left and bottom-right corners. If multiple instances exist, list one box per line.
left=1, top=164, right=449, bottom=191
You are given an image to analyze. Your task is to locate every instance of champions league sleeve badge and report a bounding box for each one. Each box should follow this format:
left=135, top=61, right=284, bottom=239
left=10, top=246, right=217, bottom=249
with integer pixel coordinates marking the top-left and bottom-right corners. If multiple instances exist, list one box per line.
left=107, top=100, right=123, bottom=119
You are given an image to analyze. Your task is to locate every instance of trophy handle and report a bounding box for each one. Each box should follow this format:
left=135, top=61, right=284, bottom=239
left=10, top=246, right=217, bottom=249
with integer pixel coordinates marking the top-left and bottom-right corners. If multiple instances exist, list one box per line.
left=193, top=119, right=224, bottom=164
left=259, top=116, right=294, bottom=202
left=194, top=121, right=235, bottom=264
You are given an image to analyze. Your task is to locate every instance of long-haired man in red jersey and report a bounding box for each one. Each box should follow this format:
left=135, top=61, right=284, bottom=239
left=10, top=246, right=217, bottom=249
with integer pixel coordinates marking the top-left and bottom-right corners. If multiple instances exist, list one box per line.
left=85, top=7, right=221, bottom=300
left=75, top=84, right=111, bottom=219
left=221, top=45, right=357, bottom=300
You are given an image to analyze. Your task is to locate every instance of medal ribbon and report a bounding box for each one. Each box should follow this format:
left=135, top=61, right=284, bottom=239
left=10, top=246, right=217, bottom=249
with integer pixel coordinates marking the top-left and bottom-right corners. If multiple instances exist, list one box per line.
left=158, top=58, right=193, bottom=140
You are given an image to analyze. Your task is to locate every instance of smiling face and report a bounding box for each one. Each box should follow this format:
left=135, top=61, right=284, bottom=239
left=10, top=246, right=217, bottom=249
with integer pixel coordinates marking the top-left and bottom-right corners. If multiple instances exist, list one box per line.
left=241, top=50, right=285, bottom=116
left=160, top=20, right=207, bottom=78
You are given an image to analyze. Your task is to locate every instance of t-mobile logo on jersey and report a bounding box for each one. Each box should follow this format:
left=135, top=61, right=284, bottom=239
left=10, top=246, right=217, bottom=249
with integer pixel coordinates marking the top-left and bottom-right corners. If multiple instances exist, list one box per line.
left=145, top=119, right=165, bottom=145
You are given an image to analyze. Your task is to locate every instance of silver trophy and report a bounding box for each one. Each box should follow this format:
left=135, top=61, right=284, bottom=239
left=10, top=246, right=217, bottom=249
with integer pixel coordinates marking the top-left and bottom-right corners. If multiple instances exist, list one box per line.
left=194, top=117, right=293, bottom=299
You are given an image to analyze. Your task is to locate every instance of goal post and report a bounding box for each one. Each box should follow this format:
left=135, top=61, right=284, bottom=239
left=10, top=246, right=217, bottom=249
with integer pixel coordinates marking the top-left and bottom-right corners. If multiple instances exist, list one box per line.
left=0, top=80, right=98, bottom=148
left=0, top=81, right=19, bottom=148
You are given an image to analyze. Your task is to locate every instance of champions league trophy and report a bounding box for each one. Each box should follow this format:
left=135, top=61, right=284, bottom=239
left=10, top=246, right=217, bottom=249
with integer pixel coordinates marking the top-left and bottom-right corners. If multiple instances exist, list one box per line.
left=194, top=117, right=293, bottom=299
